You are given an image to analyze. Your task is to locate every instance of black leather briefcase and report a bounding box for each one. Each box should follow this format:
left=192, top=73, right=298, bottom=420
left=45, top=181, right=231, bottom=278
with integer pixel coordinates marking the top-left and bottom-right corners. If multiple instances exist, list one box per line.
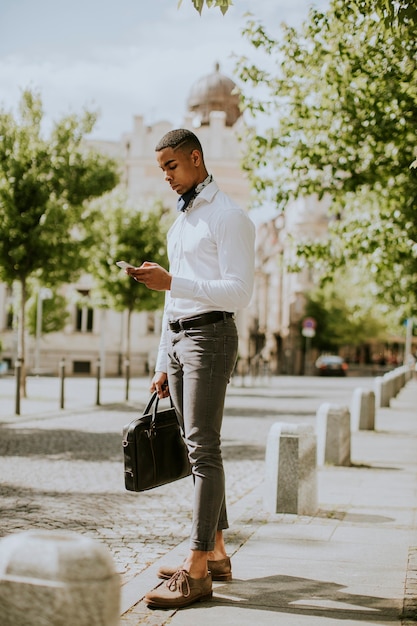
left=122, top=392, right=192, bottom=492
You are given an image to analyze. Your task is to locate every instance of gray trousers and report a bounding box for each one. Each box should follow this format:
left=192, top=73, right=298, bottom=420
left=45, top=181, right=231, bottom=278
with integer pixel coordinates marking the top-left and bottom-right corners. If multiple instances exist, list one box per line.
left=167, top=316, right=238, bottom=552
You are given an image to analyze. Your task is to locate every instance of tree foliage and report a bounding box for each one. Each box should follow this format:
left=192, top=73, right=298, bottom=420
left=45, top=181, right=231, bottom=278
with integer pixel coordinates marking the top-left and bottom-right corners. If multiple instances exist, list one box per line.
left=303, top=269, right=393, bottom=352
left=183, top=0, right=416, bottom=25
left=362, top=0, right=417, bottom=28
left=0, top=89, right=119, bottom=389
left=236, top=0, right=417, bottom=315
left=180, top=0, right=231, bottom=15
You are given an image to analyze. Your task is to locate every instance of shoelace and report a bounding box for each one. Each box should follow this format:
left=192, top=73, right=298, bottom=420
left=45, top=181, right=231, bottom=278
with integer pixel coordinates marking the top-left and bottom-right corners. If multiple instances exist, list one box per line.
left=167, top=569, right=191, bottom=598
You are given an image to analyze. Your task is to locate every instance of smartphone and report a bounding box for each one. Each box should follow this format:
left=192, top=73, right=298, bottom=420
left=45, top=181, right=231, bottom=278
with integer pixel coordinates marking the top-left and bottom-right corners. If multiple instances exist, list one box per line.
left=116, top=261, right=136, bottom=270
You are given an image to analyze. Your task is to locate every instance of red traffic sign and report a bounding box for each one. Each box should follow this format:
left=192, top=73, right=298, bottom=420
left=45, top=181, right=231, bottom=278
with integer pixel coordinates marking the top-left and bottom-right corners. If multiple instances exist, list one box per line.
left=303, top=317, right=316, bottom=329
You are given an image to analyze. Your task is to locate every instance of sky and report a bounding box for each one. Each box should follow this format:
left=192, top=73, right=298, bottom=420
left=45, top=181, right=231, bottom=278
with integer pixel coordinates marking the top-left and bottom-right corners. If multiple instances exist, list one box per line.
left=0, top=0, right=330, bottom=140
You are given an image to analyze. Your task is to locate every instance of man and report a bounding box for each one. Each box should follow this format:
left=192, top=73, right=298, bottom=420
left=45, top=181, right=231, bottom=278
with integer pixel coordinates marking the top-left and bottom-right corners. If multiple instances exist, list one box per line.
left=127, top=128, right=255, bottom=609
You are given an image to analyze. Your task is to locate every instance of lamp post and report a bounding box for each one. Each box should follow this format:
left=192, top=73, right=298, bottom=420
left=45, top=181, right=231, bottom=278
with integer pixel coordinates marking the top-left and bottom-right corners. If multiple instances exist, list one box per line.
left=34, top=287, right=53, bottom=373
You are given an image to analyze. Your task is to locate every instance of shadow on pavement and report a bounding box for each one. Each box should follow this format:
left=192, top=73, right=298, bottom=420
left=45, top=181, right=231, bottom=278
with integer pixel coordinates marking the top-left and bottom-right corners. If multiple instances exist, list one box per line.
left=0, top=427, right=123, bottom=462
left=211, top=574, right=401, bottom=621
left=224, top=407, right=314, bottom=418
left=0, top=426, right=267, bottom=463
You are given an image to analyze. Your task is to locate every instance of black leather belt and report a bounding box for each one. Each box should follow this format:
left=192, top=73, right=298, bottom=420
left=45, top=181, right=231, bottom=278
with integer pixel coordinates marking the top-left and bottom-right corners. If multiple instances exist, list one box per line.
left=168, top=311, right=234, bottom=333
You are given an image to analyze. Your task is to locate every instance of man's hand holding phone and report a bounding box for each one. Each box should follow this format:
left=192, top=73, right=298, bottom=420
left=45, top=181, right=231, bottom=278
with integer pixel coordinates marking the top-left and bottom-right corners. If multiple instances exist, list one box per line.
left=116, top=260, right=140, bottom=281
left=121, top=261, right=172, bottom=292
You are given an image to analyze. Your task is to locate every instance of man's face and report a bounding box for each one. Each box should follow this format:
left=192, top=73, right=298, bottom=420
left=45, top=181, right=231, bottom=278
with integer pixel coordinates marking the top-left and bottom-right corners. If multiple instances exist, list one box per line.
left=156, top=147, right=200, bottom=196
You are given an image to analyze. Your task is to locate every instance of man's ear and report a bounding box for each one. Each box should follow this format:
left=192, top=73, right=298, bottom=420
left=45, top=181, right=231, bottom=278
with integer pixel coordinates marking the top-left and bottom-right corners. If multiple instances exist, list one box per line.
left=191, top=149, right=201, bottom=167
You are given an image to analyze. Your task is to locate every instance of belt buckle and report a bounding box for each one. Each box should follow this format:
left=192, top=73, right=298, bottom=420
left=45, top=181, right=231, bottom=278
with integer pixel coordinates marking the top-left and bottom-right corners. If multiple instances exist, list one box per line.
left=171, top=316, right=193, bottom=332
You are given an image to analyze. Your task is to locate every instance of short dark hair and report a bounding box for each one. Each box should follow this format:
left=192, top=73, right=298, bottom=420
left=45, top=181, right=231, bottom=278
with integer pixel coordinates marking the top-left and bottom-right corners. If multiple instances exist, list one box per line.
left=155, top=129, right=203, bottom=156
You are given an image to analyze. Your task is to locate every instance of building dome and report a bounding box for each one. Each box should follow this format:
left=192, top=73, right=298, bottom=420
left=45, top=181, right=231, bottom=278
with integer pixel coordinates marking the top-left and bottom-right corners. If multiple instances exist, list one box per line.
left=186, top=63, right=241, bottom=127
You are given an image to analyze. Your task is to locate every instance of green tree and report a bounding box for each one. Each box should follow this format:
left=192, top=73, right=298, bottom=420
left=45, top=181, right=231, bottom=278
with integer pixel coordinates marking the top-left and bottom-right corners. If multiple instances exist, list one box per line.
left=303, top=271, right=392, bottom=353
left=88, top=194, right=170, bottom=365
left=0, top=90, right=119, bottom=393
left=236, top=0, right=417, bottom=314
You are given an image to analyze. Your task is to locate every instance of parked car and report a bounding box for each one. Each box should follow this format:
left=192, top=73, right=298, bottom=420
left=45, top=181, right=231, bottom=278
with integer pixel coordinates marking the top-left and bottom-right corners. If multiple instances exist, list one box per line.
left=315, top=355, right=348, bottom=376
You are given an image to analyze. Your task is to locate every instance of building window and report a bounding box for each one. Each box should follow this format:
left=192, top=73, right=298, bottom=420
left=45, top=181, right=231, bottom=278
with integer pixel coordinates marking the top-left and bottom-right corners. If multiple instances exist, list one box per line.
left=73, top=360, right=91, bottom=374
left=75, top=290, right=94, bottom=332
left=5, top=286, right=13, bottom=329
left=6, top=306, right=13, bottom=330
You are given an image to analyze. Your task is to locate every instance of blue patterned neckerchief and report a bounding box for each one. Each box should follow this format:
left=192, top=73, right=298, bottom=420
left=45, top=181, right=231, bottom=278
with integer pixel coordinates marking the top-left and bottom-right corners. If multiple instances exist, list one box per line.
left=177, top=174, right=213, bottom=212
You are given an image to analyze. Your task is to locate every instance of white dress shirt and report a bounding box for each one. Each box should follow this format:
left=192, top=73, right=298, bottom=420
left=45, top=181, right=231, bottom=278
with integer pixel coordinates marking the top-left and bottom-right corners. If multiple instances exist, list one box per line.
left=155, top=179, right=255, bottom=372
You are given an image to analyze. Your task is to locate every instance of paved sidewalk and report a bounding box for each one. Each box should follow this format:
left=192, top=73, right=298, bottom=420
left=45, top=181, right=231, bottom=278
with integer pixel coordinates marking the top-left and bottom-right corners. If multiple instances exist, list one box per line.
left=120, top=380, right=417, bottom=625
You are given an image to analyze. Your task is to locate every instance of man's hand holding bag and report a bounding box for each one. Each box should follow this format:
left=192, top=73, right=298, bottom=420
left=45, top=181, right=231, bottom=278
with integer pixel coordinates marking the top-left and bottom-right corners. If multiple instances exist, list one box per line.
left=122, top=391, right=191, bottom=492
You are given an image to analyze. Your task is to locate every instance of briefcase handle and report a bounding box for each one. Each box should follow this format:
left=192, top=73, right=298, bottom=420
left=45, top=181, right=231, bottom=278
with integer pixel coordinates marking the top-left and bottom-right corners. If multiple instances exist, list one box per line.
left=143, top=391, right=175, bottom=429
left=143, top=391, right=158, bottom=417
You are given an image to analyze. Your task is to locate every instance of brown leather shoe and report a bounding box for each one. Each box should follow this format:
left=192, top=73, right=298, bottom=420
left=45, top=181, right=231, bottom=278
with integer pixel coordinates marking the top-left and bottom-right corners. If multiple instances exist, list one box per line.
left=158, top=557, right=232, bottom=582
left=145, top=569, right=212, bottom=609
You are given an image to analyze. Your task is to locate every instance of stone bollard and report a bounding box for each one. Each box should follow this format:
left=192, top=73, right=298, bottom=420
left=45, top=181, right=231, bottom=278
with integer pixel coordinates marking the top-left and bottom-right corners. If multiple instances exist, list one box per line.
left=0, top=530, right=120, bottom=626
left=374, top=377, right=382, bottom=408
left=375, top=376, right=391, bottom=408
left=350, top=388, right=375, bottom=431
left=394, top=370, right=403, bottom=395
left=385, top=371, right=396, bottom=402
left=316, top=403, right=351, bottom=466
left=264, top=423, right=317, bottom=515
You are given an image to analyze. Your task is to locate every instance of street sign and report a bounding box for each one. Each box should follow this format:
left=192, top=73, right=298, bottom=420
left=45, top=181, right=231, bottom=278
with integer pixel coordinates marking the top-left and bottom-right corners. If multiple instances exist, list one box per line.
left=303, top=317, right=316, bottom=330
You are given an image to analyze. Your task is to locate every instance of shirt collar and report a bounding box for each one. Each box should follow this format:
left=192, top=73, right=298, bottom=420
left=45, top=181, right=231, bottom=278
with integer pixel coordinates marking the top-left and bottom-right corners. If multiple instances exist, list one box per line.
left=177, top=174, right=213, bottom=212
